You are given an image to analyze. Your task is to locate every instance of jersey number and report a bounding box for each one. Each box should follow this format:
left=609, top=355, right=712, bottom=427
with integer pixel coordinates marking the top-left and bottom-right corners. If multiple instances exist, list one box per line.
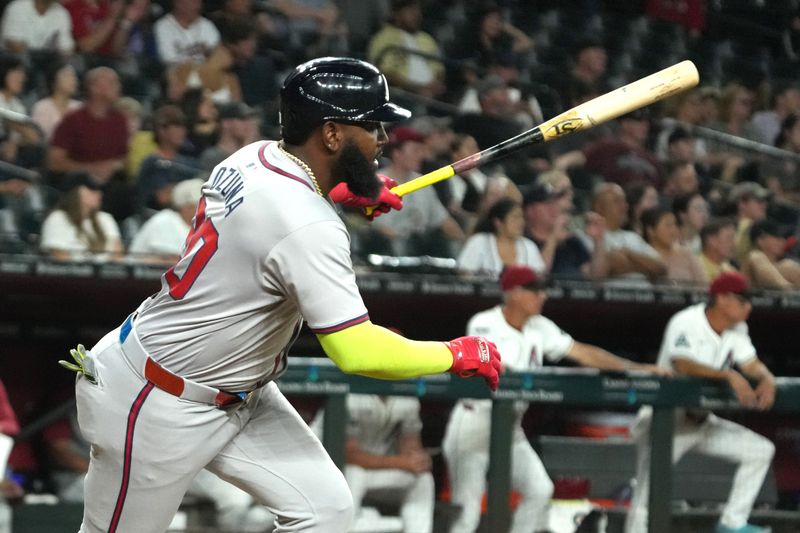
left=165, top=197, right=219, bottom=300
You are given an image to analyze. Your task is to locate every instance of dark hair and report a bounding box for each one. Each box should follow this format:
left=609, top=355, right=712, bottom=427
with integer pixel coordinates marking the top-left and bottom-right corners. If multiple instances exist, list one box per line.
left=671, top=192, right=702, bottom=222
left=472, top=197, right=520, bottom=235
left=55, top=176, right=107, bottom=253
left=623, top=180, right=654, bottom=230
left=44, top=61, right=73, bottom=96
left=700, top=217, right=736, bottom=248
left=641, top=206, right=672, bottom=244
left=775, top=113, right=799, bottom=147
left=0, top=55, right=24, bottom=91
left=221, top=16, right=256, bottom=45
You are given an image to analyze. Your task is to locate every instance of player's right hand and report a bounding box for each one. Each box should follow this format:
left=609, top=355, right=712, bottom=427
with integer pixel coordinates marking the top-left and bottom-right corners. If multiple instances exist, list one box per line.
left=445, top=336, right=501, bottom=391
left=328, top=174, right=403, bottom=221
left=727, top=370, right=757, bottom=408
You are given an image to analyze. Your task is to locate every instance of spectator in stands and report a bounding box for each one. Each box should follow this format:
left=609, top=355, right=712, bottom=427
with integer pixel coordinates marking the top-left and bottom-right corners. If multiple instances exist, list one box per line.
left=129, top=177, right=202, bottom=263
left=64, top=0, right=146, bottom=58
left=445, top=266, right=666, bottom=533
left=48, top=67, right=128, bottom=187
left=524, top=183, right=607, bottom=280
left=566, top=37, right=608, bottom=92
left=641, top=206, right=706, bottom=285
left=223, top=17, right=279, bottom=110
left=431, top=132, right=519, bottom=233
left=0, top=379, right=22, bottom=533
left=624, top=181, right=659, bottom=237
left=645, top=0, right=706, bottom=38
left=710, top=83, right=760, bottom=141
left=116, top=96, right=156, bottom=178
left=314, top=394, right=434, bottom=533
left=536, top=169, right=575, bottom=214
left=699, top=86, right=721, bottom=126
left=586, top=182, right=666, bottom=282
left=39, top=172, right=123, bottom=261
left=730, top=181, right=770, bottom=264
left=661, top=161, right=699, bottom=203
left=136, top=104, right=198, bottom=211
left=672, top=192, right=709, bottom=254
left=453, top=74, right=545, bottom=184
left=367, top=0, right=445, bottom=99
left=180, top=87, right=219, bottom=158
left=775, top=112, right=800, bottom=153
left=655, top=90, right=707, bottom=162
left=626, top=272, right=776, bottom=533
left=199, top=102, right=256, bottom=170
left=449, top=2, right=532, bottom=74
left=0, top=0, right=74, bottom=55
left=167, top=45, right=241, bottom=104
left=699, top=218, right=738, bottom=282
left=268, top=0, right=345, bottom=58
left=154, top=0, right=220, bottom=65
left=564, top=108, right=663, bottom=190
left=334, top=0, right=387, bottom=55
left=764, top=112, right=800, bottom=203
left=742, top=219, right=800, bottom=289
left=750, top=81, right=800, bottom=145
left=31, top=62, right=81, bottom=141
left=0, top=56, right=42, bottom=166
left=370, top=126, right=465, bottom=256
left=457, top=197, right=544, bottom=276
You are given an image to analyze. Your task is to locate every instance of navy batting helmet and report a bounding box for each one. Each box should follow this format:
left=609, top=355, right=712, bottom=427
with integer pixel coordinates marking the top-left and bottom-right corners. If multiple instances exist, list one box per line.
left=280, top=57, right=411, bottom=144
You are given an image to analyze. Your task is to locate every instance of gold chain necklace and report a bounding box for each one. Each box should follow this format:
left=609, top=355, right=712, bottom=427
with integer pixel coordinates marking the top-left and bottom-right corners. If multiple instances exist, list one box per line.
left=277, top=141, right=323, bottom=197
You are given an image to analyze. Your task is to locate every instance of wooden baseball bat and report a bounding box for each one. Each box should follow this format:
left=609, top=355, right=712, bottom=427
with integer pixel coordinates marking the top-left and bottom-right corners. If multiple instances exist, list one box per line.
left=375, top=60, right=699, bottom=207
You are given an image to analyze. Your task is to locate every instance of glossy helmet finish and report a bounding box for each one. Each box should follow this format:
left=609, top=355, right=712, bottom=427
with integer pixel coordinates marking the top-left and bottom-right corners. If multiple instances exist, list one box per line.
left=280, top=57, right=411, bottom=144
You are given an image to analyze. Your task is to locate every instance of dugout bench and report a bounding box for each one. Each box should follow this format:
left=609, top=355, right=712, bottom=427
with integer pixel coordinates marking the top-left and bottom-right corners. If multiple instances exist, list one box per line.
left=276, top=359, right=800, bottom=533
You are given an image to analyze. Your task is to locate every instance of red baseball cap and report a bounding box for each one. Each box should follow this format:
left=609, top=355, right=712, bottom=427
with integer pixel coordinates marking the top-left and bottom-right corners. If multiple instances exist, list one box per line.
left=388, top=126, right=426, bottom=147
left=500, top=265, right=547, bottom=292
left=709, top=272, right=751, bottom=298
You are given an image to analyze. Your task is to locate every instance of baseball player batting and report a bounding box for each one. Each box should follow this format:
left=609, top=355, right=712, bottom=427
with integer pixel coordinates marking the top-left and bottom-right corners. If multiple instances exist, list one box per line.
left=59, top=57, right=501, bottom=533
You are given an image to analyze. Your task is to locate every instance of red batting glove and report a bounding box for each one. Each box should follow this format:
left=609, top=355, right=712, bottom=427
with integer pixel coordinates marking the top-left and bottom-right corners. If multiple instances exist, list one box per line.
left=328, top=174, right=403, bottom=221
left=445, top=336, right=502, bottom=391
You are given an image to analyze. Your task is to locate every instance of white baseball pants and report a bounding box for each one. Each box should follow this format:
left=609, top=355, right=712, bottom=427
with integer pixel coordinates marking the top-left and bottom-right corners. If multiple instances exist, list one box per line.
left=625, top=408, right=775, bottom=533
left=443, top=402, right=553, bottom=533
left=75, top=328, right=352, bottom=533
left=344, top=465, right=434, bottom=533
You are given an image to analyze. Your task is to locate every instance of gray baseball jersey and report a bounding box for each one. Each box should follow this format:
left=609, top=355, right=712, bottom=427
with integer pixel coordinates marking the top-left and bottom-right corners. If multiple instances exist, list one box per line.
left=134, top=141, right=369, bottom=391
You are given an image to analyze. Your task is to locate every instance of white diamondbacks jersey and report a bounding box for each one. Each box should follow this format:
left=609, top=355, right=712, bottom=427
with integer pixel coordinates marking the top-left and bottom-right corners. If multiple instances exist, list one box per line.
left=346, top=395, right=423, bottom=456
left=133, top=141, right=368, bottom=391
left=656, top=303, right=756, bottom=371
left=466, top=306, right=573, bottom=372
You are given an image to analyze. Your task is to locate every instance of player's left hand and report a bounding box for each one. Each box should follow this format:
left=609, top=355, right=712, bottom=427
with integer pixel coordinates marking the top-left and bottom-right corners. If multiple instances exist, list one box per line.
left=328, top=174, right=403, bottom=221
left=754, top=377, right=776, bottom=410
left=59, top=344, right=98, bottom=385
left=445, top=336, right=502, bottom=391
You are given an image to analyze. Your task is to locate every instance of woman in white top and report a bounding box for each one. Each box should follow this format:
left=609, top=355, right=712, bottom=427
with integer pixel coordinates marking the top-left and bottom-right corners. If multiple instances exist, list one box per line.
left=672, top=192, right=709, bottom=255
left=457, top=197, right=544, bottom=276
left=31, top=62, right=81, bottom=140
left=40, top=174, right=123, bottom=261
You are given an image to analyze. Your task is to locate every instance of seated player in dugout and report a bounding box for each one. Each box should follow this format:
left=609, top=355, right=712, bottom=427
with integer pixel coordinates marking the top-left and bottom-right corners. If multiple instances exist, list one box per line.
left=58, top=57, right=501, bottom=533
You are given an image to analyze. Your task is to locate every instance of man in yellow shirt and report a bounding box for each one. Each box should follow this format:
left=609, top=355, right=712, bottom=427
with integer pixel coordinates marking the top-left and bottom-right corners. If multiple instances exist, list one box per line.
left=367, top=0, right=445, bottom=98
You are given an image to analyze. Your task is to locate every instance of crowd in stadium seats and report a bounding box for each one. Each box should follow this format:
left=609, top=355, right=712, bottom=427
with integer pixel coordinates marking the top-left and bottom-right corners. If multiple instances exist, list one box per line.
left=2, top=2, right=800, bottom=528
left=0, top=0, right=796, bottom=292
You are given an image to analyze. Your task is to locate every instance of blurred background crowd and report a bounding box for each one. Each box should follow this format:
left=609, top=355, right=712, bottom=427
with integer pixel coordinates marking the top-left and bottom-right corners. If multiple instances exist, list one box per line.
left=0, top=0, right=797, bottom=292
left=2, top=1, right=800, bottom=531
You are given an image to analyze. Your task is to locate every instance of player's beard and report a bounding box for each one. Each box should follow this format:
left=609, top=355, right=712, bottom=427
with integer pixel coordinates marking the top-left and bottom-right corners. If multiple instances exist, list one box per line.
left=331, top=140, right=382, bottom=199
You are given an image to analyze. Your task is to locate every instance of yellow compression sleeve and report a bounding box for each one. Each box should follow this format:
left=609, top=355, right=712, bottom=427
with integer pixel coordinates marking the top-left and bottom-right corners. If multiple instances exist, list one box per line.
left=317, top=321, right=453, bottom=380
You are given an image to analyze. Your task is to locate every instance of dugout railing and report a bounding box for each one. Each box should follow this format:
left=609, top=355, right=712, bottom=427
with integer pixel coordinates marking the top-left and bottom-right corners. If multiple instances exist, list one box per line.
left=277, top=359, right=800, bottom=533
